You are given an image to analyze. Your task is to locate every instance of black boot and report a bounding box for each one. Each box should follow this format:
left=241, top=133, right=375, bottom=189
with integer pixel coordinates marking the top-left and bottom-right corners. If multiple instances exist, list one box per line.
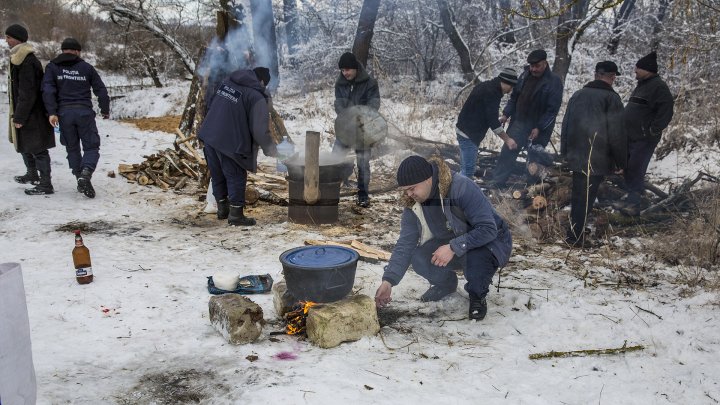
left=217, top=199, right=230, bottom=220
left=25, top=176, right=54, bottom=195
left=77, top=168, right=96, bottom=198
left=228, top=205, right=256, bottom=226
left=15, top=171, right=40, bottom=185
left=420, top=276, right=458, bottom=302
left=468, top=294, right=488, bottom=321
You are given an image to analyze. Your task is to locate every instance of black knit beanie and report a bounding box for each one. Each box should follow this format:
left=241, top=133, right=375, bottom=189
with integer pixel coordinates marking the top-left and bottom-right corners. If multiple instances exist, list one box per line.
left=338, top=52, right=359, bottom=70
left=636, top=51, right=658, bottom=73
left=253, top=67, right=271, bottom=85
left=61, top=37, right=82, bottom=51
left=397, top=156, right=433, bottom=186
left=5, top=24, right=28, bottom=43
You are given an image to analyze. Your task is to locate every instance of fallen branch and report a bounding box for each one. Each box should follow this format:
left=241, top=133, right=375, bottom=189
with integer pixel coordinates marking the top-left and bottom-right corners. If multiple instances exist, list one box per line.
left=529, top=341, right=644, bottom=360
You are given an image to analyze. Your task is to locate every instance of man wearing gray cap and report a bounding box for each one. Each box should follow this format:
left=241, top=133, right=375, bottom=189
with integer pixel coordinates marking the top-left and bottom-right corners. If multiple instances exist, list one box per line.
left=561, top=61, right=626, bottom=247
left=375, top=155, right=512, bottom=321
left=491, top=49, right=563, bottom=188
left=455, top=68, right=518, bottom=178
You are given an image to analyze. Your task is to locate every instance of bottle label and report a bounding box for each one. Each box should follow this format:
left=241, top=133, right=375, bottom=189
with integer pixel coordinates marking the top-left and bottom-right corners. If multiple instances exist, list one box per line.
left=76, top=267, right=93, bottom=277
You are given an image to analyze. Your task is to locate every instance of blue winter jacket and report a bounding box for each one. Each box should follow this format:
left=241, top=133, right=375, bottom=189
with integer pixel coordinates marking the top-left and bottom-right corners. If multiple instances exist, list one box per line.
left=382, top=159, right=513, bottom=286
left=197, top=69, right=277, bottom=171
left=502, top=66, right=563, bottom=146
left=42, top=53, right=109, bottom=116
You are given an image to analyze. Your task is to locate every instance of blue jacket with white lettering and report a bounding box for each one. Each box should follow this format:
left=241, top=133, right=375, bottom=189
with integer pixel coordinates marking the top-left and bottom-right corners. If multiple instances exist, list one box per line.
left=197, top=69, right=277, bottom=171
left=42, top=53, right=109, bottom=116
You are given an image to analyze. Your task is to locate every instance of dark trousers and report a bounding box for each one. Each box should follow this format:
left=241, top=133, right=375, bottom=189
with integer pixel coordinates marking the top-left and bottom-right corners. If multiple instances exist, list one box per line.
left=411, top=239, right=499, bottom=298
left=568, top=172, right=604, bottom=239
left=58, top=108, right=100, bottom=176
left=332, top=139, right=371, bottom=199
left=492, top=121, right=546, bottom=185
left=21, top=150, right=52, bottom=181
left=624, top=138, right=659, bottom=195
left=204, top=143, right=248, bottom=206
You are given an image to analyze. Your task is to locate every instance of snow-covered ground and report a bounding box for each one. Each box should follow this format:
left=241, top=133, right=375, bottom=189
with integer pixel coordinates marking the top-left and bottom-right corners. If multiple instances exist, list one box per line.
left=1, top=79, right=719, bottom=404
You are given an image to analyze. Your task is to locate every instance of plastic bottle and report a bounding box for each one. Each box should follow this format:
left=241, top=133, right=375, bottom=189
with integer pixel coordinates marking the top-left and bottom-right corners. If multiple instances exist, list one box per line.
left=54, top=124, right=60, bottom=137
left=276, top=136, right=294, bottom=174
left=72, top=230, right=93, bottom=284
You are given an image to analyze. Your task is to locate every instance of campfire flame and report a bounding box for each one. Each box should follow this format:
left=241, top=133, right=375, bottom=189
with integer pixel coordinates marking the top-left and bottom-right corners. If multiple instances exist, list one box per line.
left=285, top=301, right=316, bottom=335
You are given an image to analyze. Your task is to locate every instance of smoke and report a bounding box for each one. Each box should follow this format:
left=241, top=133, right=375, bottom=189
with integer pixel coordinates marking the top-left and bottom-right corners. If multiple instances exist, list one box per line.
left=197, top=2, right=278, bottom=90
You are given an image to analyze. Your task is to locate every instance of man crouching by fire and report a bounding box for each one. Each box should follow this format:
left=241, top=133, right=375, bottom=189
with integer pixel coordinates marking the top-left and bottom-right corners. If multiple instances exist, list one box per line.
left=374, top=155, right=512, bottom=320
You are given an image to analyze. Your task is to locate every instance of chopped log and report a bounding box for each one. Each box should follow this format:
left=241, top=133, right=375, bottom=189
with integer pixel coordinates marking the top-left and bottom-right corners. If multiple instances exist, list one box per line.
left=549, top=185, right=572, bottom=209
left=137, top=172, right=151, bottom=185
left=118, top=163, right=137, bottom=173
left=255, top=187, right=289, bottom=206
left=124, top=172, right=137, bottom=182
left=527, top=182, right=553, bottom=197
left=174, top=128, right=206, bottom=165
left=350, top=240, right=392, bottom=261
left=527, top=162, right=548, bottom=179
left=173, top=176, right=188, bottom=190
left=532, top=195, right=547, bottom=210
left=245, top=186, right=260, bottom=205
left=512, top=190, right=528, bottom=199
left=269, top=106, right=290, bottom=144
left=250, top=171, right=287, bottom=183
left=145, top=169, right=169, bottom=189
left=304, top=239, right=391, bottom=263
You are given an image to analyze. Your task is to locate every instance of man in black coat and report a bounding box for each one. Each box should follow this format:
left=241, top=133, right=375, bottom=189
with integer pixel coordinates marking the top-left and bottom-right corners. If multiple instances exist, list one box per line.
left=42, top=38, right=110, bottom=199
left=561, top=61, right=626, bottom=246
left=618, top=51, right=674, bottom=215
left=333, top=52, right=381, bottom=208
left=197, top=69, right=277, bottom=226
left=5, top=24, right=55, bottom=195
left=492, top=49, right=563, bottom=188
left=455, top=68, right=518, bottom=178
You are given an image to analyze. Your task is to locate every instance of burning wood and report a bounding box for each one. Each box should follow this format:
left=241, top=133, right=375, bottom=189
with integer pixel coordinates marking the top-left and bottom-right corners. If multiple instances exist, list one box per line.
left=285, top=301, right=317, bottom=335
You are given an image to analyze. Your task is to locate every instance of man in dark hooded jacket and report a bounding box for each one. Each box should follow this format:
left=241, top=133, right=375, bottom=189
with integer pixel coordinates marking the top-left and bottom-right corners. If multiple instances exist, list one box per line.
left=197, top=69, right=277, bottom=226
left=374, top=156, right=512, bottom=321
left=5, top=24, right=55, bottom=195
left=617, top=51, right=674, bottom=215
left=42, top=37, right=109, bottom=199
left=333, top=52, right=380, bottom=208
left=561, top=61, right=626, bottom=246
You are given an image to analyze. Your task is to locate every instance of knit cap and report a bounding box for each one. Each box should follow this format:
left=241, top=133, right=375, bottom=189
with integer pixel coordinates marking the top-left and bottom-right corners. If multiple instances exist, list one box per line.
left=61, top=37, right=82, bottom=51
left=338, top=52, right=359, bottom=70
left=498, top=67, right=518, bottom=85
left=397, top=156, right=433, bottom=186
left=5, top=24, right=28, bottom=42
left=636, top=52, right=658, bottom=73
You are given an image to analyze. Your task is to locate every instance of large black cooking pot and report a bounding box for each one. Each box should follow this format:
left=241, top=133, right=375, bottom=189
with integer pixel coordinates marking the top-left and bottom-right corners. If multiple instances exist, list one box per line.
left=279, top=245, right=359, bottom=303
left=284, top=153, right=353, bottom=183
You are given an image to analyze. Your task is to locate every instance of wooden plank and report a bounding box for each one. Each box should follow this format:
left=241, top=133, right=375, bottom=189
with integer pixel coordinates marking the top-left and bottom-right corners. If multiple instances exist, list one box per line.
left=303, top=239, right=389, bottom=262
left=304, top=131, right=320, bottom=204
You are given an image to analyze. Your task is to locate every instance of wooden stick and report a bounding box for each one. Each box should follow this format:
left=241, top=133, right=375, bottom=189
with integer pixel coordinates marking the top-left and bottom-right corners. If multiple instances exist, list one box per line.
left=304, top=131, right=320, bottom=204
left=529, top=341, right=644, bottom=360
left=174, top=128, right=206, bottom=165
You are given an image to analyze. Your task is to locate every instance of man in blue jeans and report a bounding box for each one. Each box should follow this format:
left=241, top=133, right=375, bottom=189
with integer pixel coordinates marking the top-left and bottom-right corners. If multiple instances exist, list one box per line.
left=456, top=68, right=518, bottom=179
left=375, top=156, right=512, bottom=320
left=42, top=38, right=109, bottom=198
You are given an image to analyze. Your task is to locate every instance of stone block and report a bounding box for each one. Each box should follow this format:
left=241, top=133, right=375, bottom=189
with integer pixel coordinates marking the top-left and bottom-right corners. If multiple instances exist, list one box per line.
left=208, top=294, right=264, bottom=344
left=306, top=294, right=380, bottom=348
left=271, top=279, right=297, bottom=318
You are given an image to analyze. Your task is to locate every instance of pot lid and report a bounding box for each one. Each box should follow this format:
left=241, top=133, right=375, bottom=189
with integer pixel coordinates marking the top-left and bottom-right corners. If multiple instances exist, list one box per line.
left=281, top=246, right=359, bottom=268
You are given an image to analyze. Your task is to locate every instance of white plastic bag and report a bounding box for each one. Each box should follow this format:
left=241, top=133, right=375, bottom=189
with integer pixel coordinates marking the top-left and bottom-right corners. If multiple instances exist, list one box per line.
left=203, top=182, right=217, bottom=214
left=0, top=263, right=37, bottom=405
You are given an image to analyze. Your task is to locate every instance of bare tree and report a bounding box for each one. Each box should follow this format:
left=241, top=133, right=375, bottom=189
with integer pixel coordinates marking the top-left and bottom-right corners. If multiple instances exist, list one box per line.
left=352, top=0, right=381, bottom=67
left=249, top=0, right=280, bottom=90
left=607, top=0, right=636, bottom=54
left=282, top=0, right=301, bottom=59
left=437, top=0, right=473, bottom=81
left=94, top=0, right=196, bottom=74
left=650, top=0, right=673, bottom=51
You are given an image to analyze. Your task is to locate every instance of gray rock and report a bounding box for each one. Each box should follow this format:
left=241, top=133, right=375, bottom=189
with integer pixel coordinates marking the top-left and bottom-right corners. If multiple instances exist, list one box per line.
left=208, top=294, right=264, bottom=344
left=306, top=294, right=380, bottom=348
left=271, top=279, right=297, bottom=319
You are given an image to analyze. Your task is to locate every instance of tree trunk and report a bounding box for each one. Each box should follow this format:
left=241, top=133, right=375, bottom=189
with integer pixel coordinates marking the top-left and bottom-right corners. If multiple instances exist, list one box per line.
left=552, top=0, right=590, bottom=85
left=497, top=0, right=516, bottom=44
left=436, top=0, right=474, bottom=82
left=650, top=0, right=673, bottom=51
left=283, top=0, right=301, bottom=61
left=607, top=0, right=636, bottom=55
left=249, top=0, right=281, bottom=91
left=352, top=0, right=381, bottom=67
